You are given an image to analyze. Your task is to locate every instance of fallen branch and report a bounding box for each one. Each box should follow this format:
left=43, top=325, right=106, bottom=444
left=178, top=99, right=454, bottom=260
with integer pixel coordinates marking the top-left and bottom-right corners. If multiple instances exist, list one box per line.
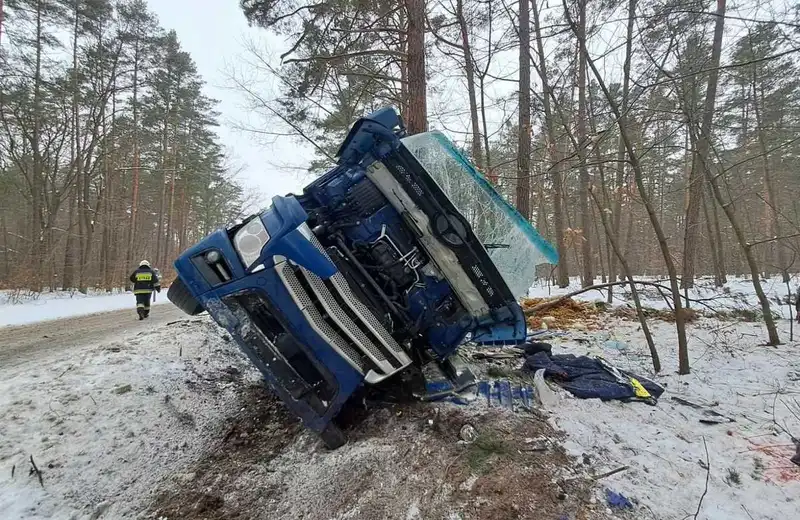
left=694, top=437, right=710, bottom=520
left=592, top=465, right=630, bottom=481
left=29, top=455, right=43, bottom=488
left=525, top=279, right=726, bottom=316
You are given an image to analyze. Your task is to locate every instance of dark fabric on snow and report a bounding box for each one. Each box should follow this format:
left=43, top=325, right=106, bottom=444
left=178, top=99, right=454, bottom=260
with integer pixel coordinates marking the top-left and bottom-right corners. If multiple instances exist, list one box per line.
left=524, top=352, right=664, bottom=401
left=520, top=341, right=553, bottom=357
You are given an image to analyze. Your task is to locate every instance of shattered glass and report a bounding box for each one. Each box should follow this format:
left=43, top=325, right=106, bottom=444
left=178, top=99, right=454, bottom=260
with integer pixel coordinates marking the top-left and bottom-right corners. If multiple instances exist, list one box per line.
left=401, top=131, right=558, bottom=298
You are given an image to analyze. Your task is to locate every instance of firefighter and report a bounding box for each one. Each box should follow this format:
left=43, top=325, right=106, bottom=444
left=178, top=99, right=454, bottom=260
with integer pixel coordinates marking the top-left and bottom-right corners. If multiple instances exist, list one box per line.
left=129, top=260, right=161, bottom=320
left=796, top=287, right=800, bottom=323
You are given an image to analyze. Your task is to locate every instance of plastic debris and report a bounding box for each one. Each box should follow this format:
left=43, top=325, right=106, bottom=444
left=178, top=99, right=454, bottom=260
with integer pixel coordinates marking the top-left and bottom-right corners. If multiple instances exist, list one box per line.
left=534, top=369, right=558, bottom=408
left=605, top=488, right=633, bottom=509
left=604, top=340, right=628, bottom=351
left=459, top=424, right=478, bottom=443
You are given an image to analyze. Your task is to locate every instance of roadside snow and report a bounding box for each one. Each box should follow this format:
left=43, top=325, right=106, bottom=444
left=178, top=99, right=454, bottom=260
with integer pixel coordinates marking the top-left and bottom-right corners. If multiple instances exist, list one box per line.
left=0, top=317, right=257, bottom=519
left=545, top=315, right=800, bottom=520
left=0, top=290, right=169, bottom=328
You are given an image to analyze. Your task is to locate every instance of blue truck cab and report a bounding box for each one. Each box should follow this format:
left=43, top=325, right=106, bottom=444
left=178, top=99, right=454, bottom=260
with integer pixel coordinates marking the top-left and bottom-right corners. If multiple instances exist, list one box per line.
left=167, top=107, right=558, bottom=448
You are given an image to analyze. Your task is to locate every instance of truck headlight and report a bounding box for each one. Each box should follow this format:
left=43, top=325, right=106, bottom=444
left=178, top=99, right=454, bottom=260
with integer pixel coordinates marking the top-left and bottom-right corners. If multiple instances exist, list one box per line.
left=234, top=217, right=270, bottom=268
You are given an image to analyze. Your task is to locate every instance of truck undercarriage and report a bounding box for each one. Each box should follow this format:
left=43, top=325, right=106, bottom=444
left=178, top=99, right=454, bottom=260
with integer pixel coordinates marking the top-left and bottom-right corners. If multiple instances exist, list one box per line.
left=168, top=107, right=558, bottom=447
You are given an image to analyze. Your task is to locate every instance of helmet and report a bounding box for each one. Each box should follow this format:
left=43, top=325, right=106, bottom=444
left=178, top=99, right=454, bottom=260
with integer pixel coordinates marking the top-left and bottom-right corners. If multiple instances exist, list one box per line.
left=139, top=260, right=150, bottom=267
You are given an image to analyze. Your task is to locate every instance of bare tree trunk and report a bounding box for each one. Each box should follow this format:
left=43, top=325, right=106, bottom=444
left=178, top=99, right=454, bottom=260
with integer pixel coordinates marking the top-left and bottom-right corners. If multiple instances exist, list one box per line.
left=590, top=187, right=660, bottom=372
left=1, top=215, right=9, bottom=280
left=456, top=0, right=483, bottom=169
left=532, top=0, right=568, bottom=287
left=405, top=0, right=427, bottom=134
left=31, top=0, right=45, bottom=291
left=608, top=0, right=637, bottom=292
left=701, top=185, right=723, bottom=286
left=63, top=188, right=78, bottom=289
left=576, top=0, right=592, bottom=287
left=127, top=36, right=142, bottom=271
left=706, top=176, right=727, bottom=284
left=516, top=0, right=531, bottom=219
left=698, top=0, right=779, bottom=345
left=564, top=0, right=690, bottom=373
left=753, top=77, right=787, bottom=282
left=682, top=9, right=724, bottom=290
left=609, top=0, right=635, bottom=295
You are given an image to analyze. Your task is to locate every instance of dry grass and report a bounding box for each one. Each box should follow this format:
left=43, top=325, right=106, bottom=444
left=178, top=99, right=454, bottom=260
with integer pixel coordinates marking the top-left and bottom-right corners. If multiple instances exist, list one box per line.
left=521, top=297, right=600, bottom=330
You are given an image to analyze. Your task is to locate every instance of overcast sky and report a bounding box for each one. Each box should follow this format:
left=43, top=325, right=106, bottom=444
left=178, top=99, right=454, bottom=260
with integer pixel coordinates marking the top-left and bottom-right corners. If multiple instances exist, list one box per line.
left=145, top=0, right=315, bottom=208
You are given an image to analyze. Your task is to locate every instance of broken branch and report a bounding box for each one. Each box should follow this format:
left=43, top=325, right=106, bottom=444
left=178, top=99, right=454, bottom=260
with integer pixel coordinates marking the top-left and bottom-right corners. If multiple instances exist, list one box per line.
left=694, top=437, right=709, bottom=520
left=29, top=455, right=43, bottom=488
left=592, top=466, right=630, bottom=481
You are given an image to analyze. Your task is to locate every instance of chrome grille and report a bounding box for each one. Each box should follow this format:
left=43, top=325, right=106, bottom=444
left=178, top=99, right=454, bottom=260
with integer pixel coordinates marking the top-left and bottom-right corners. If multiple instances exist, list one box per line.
left=300, top=224, right=411, bottom=368
left=277, top=262, right=367, bottom=373
left=300, top=267, right=396, bottom=373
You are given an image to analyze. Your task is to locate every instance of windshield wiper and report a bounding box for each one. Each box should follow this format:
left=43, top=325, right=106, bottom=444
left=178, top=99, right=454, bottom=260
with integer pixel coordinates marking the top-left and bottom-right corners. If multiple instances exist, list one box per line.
left=483, top=243, right=510, bottom=249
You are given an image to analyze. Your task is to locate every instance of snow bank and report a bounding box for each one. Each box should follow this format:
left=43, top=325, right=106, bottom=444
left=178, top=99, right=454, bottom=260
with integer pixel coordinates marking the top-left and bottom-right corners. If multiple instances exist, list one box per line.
left=0, top=318, right=257, bottom=519
left=0, top=290, right=169, bottom=328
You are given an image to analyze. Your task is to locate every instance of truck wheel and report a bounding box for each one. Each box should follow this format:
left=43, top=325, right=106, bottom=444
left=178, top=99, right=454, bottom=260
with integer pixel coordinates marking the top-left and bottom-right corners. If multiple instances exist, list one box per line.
left=319, top=423, right=347, bottom=449
left=167, top=278, right=204, bottom=316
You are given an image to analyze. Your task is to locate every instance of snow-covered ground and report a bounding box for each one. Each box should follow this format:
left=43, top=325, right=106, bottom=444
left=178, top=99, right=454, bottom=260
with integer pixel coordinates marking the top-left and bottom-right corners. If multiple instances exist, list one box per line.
left=544, top=316, right=800, bottom=520
left=1, top=275, right=798, bottom=519
left=0, top=316, right=257, bottom=519
left=530, top=274, right=799, bottom=319
left=0, top=290, right=169, bottom=328
left=523, top=274, right=800, bottom=520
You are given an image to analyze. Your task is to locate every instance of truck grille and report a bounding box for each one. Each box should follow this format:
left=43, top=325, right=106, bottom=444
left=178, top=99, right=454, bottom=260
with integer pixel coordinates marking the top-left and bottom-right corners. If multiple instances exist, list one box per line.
left=276, top=263, right=368, bottom=373
left=276, top=228, right=412, bottom=381
left=302, top=226, right=411, bottom=364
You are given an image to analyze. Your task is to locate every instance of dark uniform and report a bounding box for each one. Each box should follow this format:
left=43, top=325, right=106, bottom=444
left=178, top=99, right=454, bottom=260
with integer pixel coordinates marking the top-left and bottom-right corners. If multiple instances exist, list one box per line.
left=129, top=263, right=161, bottom=319
left=796, top=288, right=800, bottom=323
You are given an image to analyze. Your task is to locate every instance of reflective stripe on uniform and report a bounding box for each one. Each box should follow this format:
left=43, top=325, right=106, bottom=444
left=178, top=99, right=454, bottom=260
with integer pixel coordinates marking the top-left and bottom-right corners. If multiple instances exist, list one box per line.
left=137, top=303, right=145, bottom=308
left=135, top=273, right=152, bottom=281
left=133, top=289, right=152, bottom=294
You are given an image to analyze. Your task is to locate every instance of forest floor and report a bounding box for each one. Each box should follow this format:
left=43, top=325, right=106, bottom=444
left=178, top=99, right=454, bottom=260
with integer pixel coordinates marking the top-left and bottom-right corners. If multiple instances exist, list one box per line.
left=0, top=277, right=799, bottom=519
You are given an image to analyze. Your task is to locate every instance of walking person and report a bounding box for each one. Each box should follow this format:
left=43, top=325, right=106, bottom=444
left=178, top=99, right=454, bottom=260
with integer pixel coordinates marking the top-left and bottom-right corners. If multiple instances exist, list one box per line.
left=129, top=260, right=161, bottom=320
left=796, top=287, right=800, bottom=323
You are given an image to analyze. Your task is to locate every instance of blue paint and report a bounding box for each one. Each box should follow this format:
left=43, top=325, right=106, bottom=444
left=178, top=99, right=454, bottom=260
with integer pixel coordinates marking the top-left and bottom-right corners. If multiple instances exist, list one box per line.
left=170, top=107, right=558, bottom=446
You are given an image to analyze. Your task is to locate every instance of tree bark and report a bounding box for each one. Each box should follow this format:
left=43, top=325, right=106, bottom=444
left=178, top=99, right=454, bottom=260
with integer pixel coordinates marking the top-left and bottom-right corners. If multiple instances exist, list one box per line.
left=577, top=0, right=592, bottom=287
left=697, top=0, right=779, bottom=345
left=516, top=0, right=531, bottom=219
left=128, top=34, right=142, bottom=271
left=532, top=0, right=568, bottom=287
left=752, top=76, right=787, bottom=282
left=610, top=0, right=636, bottom=295
left=31, top=0, right=45, bottom=291
left=405, top=0, right=427, bottom=134
left=590, top=187, right=661, bottom=372
left=682, top=1, right=724, bottom=290
left=456, top=0, right=483, bottom=170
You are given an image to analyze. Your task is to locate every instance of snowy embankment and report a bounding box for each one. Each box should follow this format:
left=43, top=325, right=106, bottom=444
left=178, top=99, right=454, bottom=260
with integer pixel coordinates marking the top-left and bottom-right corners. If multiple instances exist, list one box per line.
left=0, top=289, right=169, bottom=328
left=0, top=316, right=258, bottom=519
left=529, top=276, right=800, bottom=519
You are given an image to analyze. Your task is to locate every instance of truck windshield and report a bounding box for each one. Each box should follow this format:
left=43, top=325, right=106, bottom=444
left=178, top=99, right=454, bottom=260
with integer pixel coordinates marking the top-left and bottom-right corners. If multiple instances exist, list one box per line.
left=401, top=131, right=558, bottom=298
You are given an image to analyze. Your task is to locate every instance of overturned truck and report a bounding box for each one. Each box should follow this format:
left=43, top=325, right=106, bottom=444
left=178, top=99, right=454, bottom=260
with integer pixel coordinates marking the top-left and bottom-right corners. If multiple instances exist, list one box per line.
left=167, top=108, right=558, bottom=448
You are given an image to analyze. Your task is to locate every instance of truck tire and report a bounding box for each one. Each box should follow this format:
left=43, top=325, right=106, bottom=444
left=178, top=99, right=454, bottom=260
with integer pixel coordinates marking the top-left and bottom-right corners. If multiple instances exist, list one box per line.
left=167, top=278, right=204, bottom=316
left=319, top=423, right=347, bottom=449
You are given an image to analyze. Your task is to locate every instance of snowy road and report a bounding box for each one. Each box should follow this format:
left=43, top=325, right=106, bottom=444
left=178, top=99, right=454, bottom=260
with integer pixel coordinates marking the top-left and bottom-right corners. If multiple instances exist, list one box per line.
left=0, top=304, right=184, bottom=371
